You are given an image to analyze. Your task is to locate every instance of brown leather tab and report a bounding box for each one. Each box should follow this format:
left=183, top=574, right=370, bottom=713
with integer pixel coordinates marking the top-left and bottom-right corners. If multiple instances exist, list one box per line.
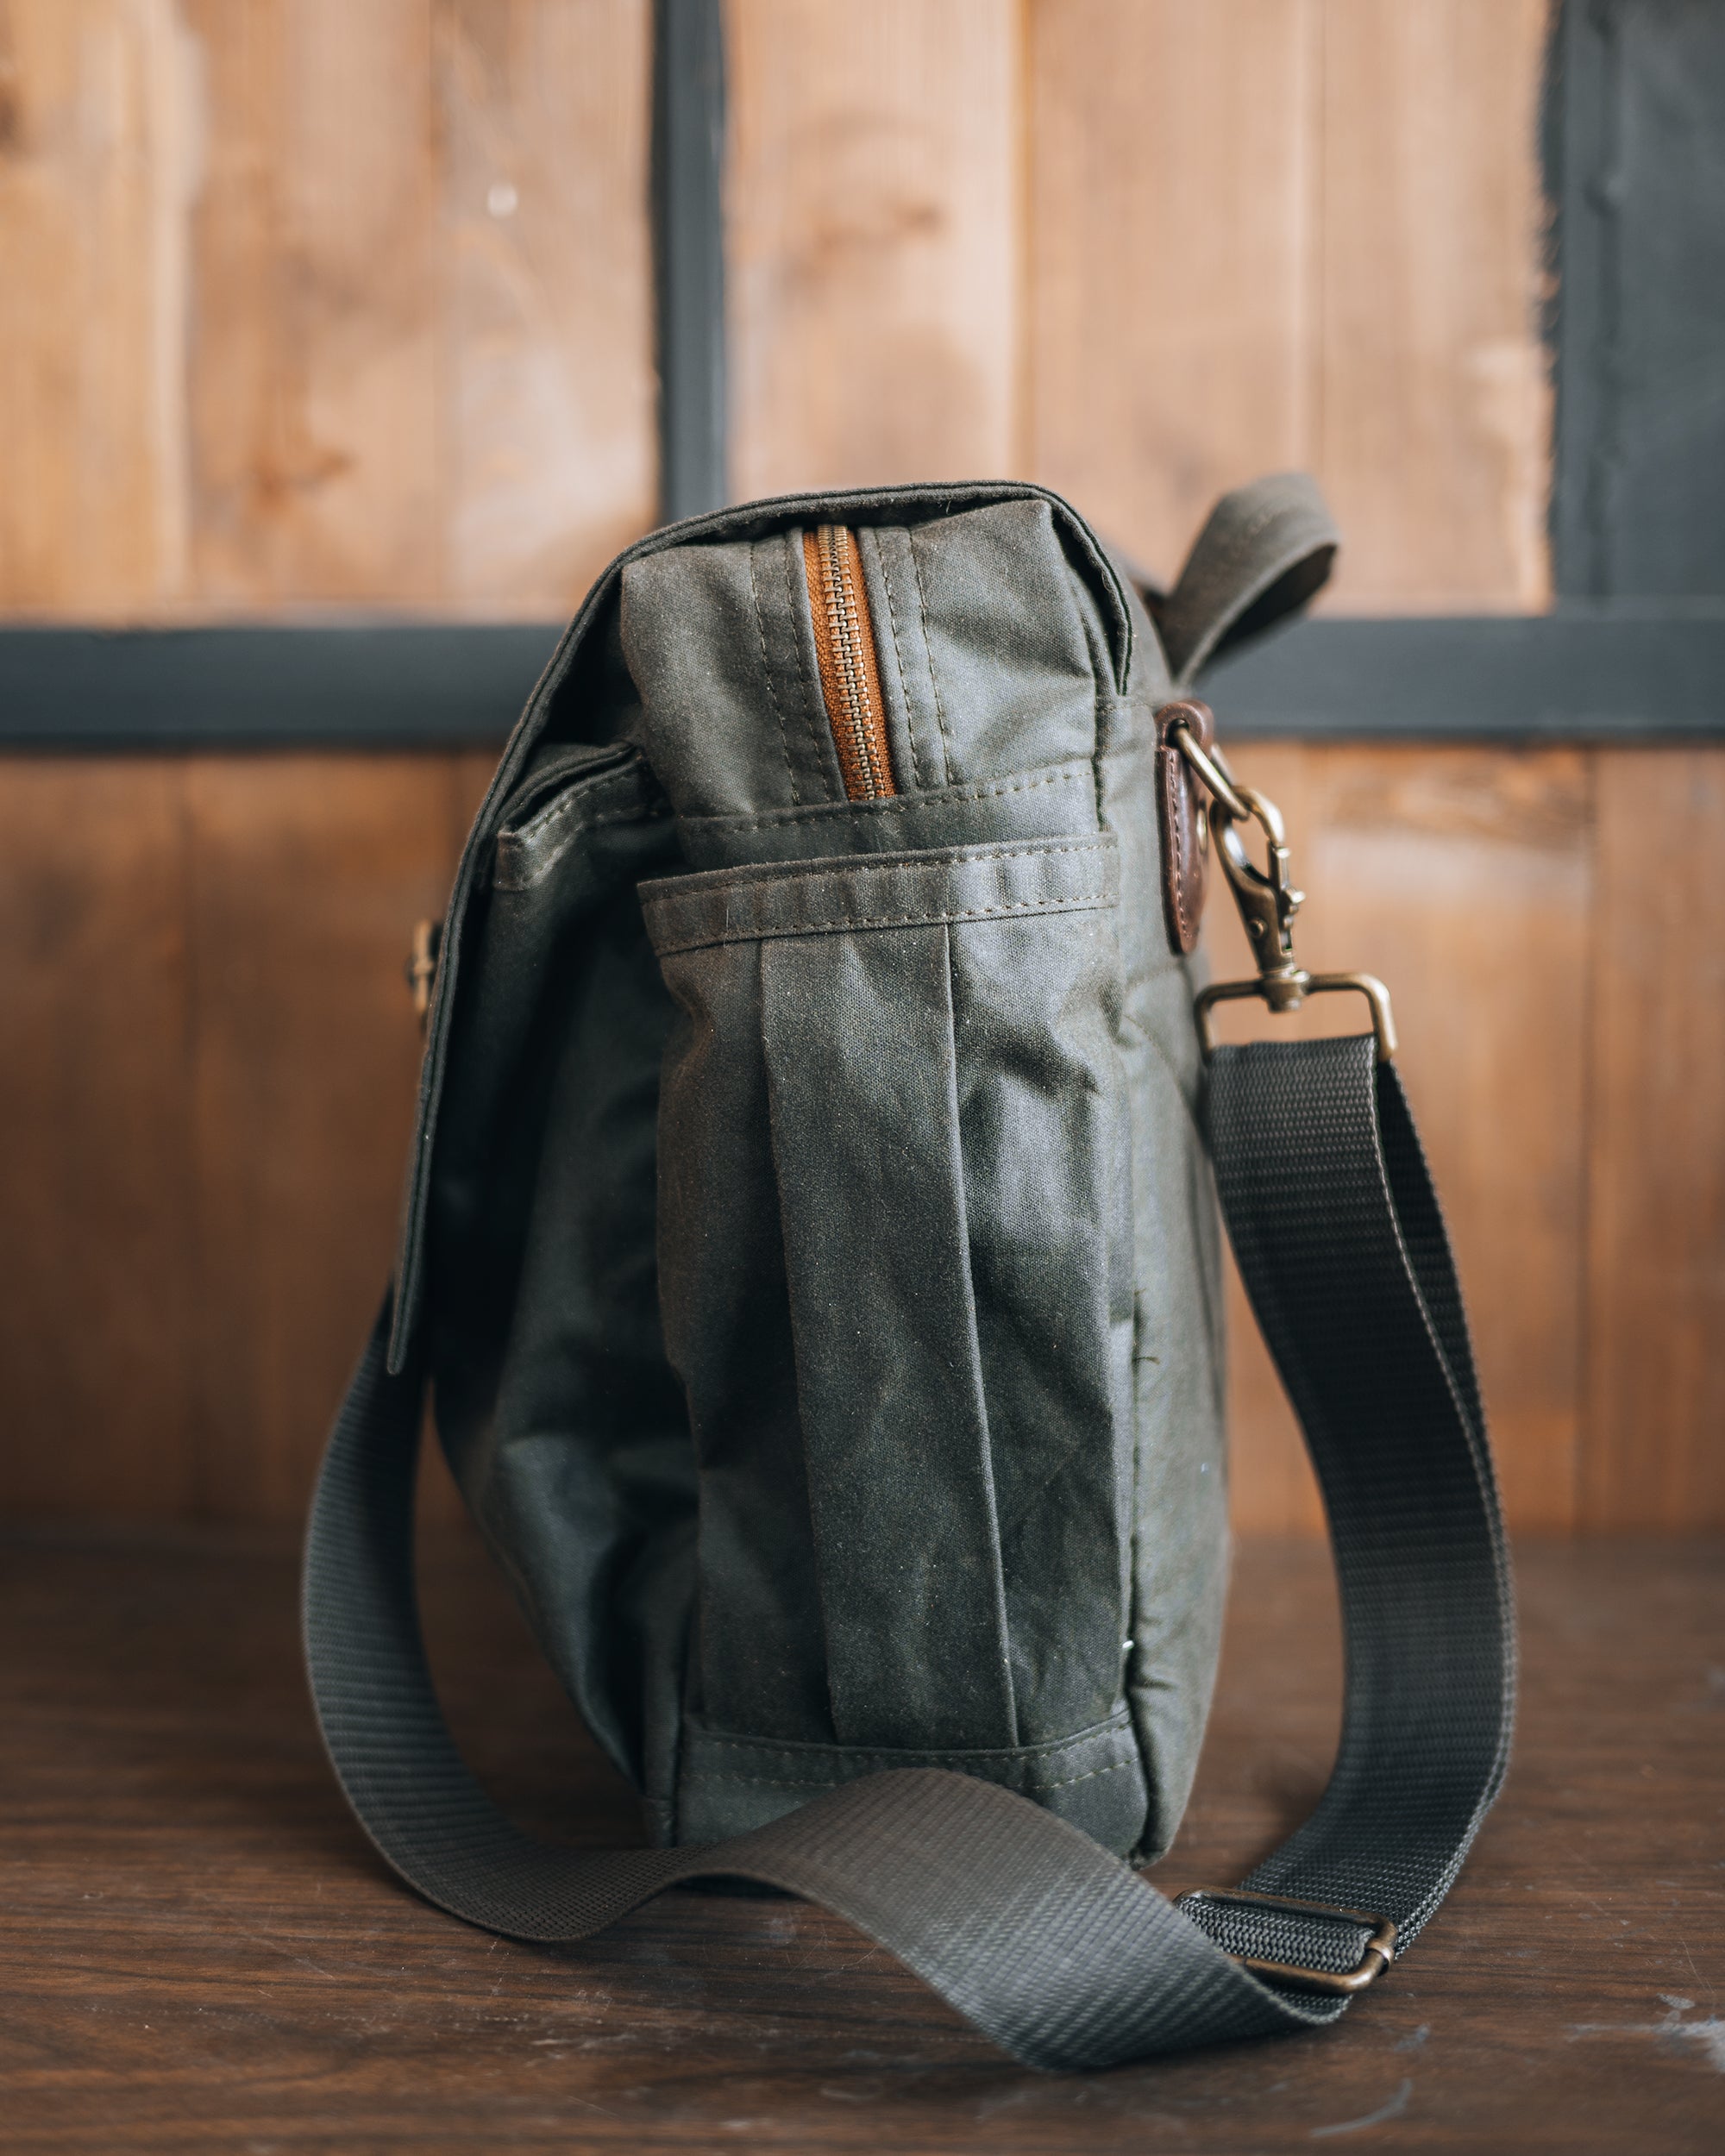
left=1154, top=698, right=1214, bottom=956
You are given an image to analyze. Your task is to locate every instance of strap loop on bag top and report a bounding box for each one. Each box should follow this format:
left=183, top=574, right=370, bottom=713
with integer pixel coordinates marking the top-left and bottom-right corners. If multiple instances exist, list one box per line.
left=303, top=1028, right=1514, bottom=2071
left=1152, top=472, right=1339, bottom=685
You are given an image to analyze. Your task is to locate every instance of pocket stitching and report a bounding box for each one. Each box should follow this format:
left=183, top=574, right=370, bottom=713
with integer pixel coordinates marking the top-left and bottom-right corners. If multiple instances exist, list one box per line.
left=684, top=764, right=1089, bottom=834
left=654, top=887, right=1115, bottom=956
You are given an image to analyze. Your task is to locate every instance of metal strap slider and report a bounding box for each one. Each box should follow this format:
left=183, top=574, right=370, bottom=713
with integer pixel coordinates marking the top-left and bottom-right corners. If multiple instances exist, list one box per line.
left=1181, top=1887, right=1399, bottom=1997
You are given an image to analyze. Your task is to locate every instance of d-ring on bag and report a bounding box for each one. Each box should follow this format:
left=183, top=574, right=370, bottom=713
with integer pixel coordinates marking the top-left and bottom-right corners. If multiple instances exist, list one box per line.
left=304, top=477, right=1514, bottom=2071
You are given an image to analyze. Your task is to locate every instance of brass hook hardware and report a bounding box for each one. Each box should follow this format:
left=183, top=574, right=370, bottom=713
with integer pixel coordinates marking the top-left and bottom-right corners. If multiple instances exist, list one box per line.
left=1166, top=719, right=1252, bottom=824
left=405, top=919, right=442, bottom=1032
left=1168, top=718, right=1396, bottom=1064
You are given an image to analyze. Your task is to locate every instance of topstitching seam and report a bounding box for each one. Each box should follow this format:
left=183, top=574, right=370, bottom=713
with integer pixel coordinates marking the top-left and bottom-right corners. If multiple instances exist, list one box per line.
left=651, top=888, right=1113, bottom=955
left=695, top=1756, right=1136, bottom=1796
left=505, top=761, right=643, bottom=843
left=644, top=837, right=1113, bottom=914
left=686, top=766, right=1088, bottom=835
left=690, top=1720, right=1129, bottom=1765
left=750, top=536, right=802, bottom=806
left=906, top=524, right=955, bottom=777
left=875, top=534, right=926, bottom=790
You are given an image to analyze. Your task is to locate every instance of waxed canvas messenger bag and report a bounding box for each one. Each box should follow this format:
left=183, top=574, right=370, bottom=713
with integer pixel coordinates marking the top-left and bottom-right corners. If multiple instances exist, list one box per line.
left=304, top=475, right=1515, bottom=2071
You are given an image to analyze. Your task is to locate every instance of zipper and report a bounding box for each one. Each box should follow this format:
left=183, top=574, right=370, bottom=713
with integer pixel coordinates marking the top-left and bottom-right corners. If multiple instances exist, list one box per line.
left=802, top=524, right=897, bottom=799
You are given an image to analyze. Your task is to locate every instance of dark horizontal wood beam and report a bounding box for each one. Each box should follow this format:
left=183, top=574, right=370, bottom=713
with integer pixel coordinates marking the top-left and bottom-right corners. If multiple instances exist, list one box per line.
left=1208, top=605, right=1725, bottom=742
left=0, top=623, right=564, bottom=751
left=0, top=608, right=1719, bottom=751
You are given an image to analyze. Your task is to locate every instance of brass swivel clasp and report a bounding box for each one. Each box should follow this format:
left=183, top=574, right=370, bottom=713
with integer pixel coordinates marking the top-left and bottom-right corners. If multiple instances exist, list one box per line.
left=1166, top=711, right=1397, bottom=1064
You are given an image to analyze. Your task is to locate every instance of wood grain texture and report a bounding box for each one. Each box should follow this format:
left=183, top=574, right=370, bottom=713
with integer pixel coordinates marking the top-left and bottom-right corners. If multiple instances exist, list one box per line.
left=1319, top=0, right=1552, bottom=611
left=0, top=761, right=195, bottom=1514
left=436, top=0, right=656, bottom=616
left=183, top=755, right=468, bottom=1520
left=1582, top=749, right=1725, bottom=1530
left=0, top=0, right=191, bottom=614
left=1026, top=0, right=1552, bottom=606
left=1209, top=746, right=1590, bottom=1535
left=2, top=1526, right=1719, bottom=2150
left=183, top=0, right=442, bottom=606
left=1, top=2, right=652, bottom=619
left=0, top=748, right=470, bottom=1527
left=0, top=0, right=1555, bottom=614
left=0, top=9, right=1716, bottom=1543
left=1026, top=0, right=1319, bottom=579
left=725, top=0, right=1020, bottom=498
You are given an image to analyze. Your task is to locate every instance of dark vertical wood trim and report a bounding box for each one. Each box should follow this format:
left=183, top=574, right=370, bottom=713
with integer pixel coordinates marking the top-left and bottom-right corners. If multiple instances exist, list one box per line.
left=1548, top=0, right=1621, bottom=599
left=1547, top=0, right=1725, bottom=599
left=652, top=0, right=728, bottom=523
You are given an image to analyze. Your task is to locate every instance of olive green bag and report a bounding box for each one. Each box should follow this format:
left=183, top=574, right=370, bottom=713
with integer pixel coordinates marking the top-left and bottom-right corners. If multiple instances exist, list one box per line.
left=304, top=476, right=1514, bottom=2069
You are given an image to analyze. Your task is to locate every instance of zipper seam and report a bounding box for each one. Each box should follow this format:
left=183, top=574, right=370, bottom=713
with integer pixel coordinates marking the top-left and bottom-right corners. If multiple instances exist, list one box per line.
left=805, top=524, right=896, bottom=800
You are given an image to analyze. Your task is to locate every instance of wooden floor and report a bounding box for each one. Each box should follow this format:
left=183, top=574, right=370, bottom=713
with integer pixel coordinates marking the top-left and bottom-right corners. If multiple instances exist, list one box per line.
left=2, top=1531, right=1720, bottom=2153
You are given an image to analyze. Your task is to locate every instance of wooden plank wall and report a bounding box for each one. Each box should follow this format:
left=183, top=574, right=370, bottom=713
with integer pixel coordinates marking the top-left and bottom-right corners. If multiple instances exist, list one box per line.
left=1, top=0, right=1720, bottom=1535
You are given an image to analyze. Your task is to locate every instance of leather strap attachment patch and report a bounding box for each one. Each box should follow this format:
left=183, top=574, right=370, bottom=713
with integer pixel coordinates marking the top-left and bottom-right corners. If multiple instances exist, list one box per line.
left=1154, top=698, right=1214, bottom=956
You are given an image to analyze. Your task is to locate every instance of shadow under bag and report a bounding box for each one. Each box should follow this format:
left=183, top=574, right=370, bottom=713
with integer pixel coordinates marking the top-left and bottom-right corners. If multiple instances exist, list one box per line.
left=304, top=476, right=1515, bottom=2071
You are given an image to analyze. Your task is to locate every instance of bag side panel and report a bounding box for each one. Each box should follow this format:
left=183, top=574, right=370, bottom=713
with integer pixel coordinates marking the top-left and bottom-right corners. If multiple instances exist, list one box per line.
left=426, top=755, right=697, bottom=1835
left=612, top=492, right=1222, bottom=1860
left=645, top=839, right=1147, bottom=1855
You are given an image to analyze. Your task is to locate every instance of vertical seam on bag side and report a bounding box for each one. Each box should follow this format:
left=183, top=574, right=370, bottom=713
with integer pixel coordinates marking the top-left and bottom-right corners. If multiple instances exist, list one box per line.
left=1170, top=767, right=1194, bottom=948
left=906, top=525, right=956, bottom=780
left=876, top=536, right=927, bottom=791
left=749, top=536, right=802, bottom=807
left=942, top=915, right=1021, bottom=1752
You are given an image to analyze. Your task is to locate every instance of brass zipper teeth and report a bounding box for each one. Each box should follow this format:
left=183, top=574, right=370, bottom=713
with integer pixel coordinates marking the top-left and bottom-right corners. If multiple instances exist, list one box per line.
left=803, top=524, right=896, bottom=800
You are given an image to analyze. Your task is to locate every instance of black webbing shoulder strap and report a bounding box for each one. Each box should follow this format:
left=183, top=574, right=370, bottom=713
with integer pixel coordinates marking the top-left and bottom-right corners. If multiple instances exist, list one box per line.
left=303, top=1031, right=1514, bottom=2072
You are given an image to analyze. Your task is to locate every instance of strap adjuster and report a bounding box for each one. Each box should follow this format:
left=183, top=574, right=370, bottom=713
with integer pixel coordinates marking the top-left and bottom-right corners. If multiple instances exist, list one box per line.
left=1181, top=1888, right=1398, bottom=1996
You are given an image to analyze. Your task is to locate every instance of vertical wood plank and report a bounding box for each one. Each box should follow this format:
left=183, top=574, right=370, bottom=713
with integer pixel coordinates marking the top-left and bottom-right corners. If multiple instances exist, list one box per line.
left=0, top=760, right=196, bottom=1515
left=1583, top=749, right=1725, bottom=1530
left=182, top=1, right=442, bottom=607
left=1208, top=745, right=1590, bottom=1534
left=724, top=0, right=1019, bottom=498
left=0, top=0, right=191, bottom=615
left=1320, top=0, right=1552, bottom=610
left=185, top=755, right=462, bottom=1520
left=1026, top=0, right=1319, bottom=580
left=436, top=0, right=656, bottom=617
left=1026, top=0, right=1552, bottom=607
left=1308, top=747, right=1588, bottom=1532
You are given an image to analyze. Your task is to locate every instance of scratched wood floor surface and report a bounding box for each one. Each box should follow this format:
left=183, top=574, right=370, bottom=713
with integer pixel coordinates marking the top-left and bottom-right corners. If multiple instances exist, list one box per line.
left=1, top=1530, right=1719, bottom=2153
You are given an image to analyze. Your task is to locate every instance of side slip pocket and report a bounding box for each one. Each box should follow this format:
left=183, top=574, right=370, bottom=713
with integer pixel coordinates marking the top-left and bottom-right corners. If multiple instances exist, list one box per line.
left=639, top=835, right=1145, bottom=1855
